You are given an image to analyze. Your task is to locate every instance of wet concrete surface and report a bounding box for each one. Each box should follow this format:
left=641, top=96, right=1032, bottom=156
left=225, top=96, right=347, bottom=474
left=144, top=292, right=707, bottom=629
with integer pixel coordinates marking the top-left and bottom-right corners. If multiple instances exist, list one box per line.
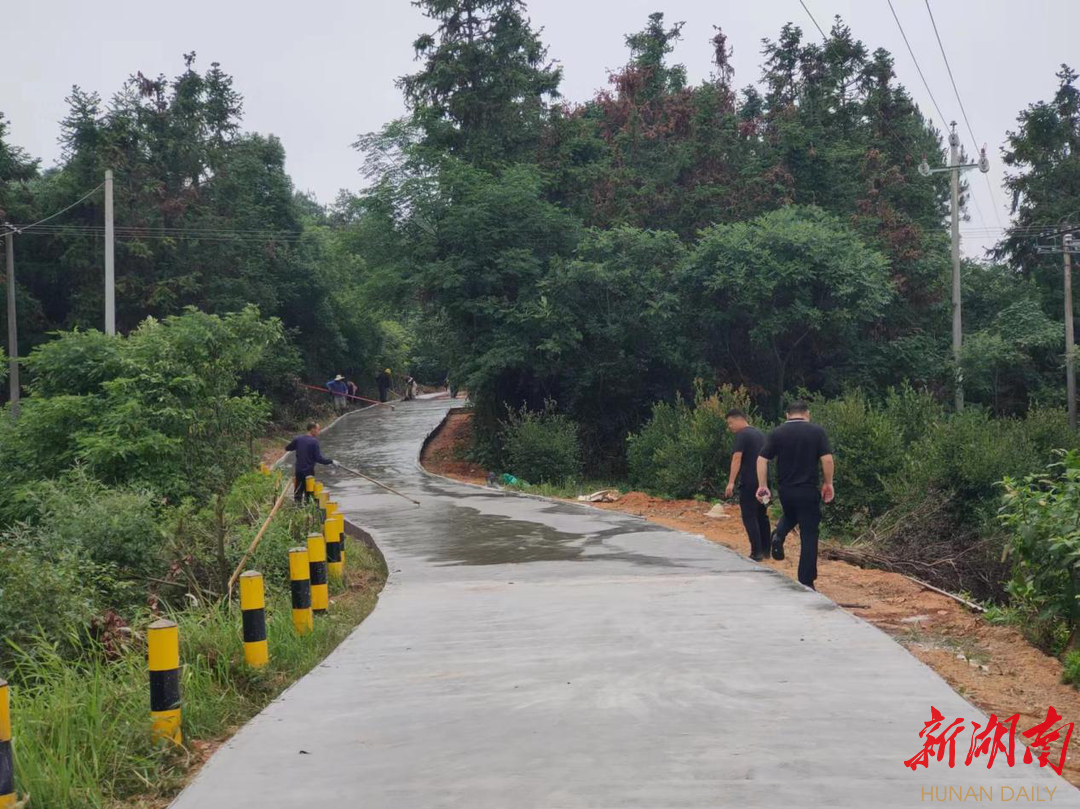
left=173, top=399, right=1079, bottom=808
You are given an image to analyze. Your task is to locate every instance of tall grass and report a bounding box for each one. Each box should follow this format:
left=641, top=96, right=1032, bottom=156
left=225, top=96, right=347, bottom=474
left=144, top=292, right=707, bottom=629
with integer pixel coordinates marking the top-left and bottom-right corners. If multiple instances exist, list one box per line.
left=6, top=539, right=384, bottom=807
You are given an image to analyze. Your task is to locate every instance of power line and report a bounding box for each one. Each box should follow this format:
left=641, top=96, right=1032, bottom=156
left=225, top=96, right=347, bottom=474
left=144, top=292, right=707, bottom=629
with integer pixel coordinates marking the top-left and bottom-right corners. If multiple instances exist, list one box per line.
left=1, top=183, right=104, bottom=236
left=799, top=0, right=828, bottom=40
left=923, top=0, right=1006, bottom=230
left=798, top=0, right=924, bottom=165
left=885, top=0, right=950, bottom=130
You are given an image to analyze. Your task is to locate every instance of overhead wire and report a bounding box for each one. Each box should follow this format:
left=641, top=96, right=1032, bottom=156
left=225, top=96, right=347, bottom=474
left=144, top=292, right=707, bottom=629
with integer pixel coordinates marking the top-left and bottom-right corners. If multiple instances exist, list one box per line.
left=798, top=0, right=923, bottom=166
left=1, top=183, right=104, bottom=236
left=923, top=0, right=1006, bottom=230
left=884, top=0, right=951, bottom=129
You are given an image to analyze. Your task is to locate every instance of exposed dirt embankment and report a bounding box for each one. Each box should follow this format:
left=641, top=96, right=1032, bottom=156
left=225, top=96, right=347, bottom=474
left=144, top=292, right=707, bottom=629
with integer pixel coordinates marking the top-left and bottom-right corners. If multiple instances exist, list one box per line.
left=421, top=408, right=1080, bottom=786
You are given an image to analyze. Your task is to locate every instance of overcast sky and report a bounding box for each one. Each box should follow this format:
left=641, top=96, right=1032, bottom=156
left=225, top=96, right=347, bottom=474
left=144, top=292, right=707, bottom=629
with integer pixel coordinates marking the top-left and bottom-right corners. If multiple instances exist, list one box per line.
left=3, top=1, right=1074, bottom=257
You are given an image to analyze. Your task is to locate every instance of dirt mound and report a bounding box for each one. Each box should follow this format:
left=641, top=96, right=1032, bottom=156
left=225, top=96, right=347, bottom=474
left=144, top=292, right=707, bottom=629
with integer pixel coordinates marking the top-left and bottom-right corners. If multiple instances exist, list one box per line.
left=421, top=410, right=488, bottom=484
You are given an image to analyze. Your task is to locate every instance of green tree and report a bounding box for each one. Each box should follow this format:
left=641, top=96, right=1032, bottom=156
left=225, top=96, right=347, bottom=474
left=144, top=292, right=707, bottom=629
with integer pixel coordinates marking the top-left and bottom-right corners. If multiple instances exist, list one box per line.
left=399, top=0, right=562, bottom=167
left=682, top=205, right=892, bottom=410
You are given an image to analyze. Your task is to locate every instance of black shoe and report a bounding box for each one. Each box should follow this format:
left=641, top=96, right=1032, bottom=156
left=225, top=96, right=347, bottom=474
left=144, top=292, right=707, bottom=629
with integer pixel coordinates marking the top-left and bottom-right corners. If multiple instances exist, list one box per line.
left=770, top=530, right=785, bottom=561
left=750, top=550, right=765, bottom=562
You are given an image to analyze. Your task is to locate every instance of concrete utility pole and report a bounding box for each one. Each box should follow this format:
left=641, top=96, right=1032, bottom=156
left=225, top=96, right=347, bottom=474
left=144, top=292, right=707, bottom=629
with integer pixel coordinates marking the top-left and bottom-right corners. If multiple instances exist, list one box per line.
left=949, top=123, right=963, bottom=412
left=105, top=168, right=115, bottom=335
left=919, top=125, right=990, bottom=413
left=5, top=232, right=18, bottom=419
left=1066, top=232, right=1077, bottom=430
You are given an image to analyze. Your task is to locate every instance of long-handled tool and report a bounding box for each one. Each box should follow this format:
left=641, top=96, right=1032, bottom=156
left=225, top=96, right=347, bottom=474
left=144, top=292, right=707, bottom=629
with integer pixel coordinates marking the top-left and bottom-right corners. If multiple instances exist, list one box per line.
left=300, top=383, right=402, bottom=411
left=335, top=462, right=421, bottom=507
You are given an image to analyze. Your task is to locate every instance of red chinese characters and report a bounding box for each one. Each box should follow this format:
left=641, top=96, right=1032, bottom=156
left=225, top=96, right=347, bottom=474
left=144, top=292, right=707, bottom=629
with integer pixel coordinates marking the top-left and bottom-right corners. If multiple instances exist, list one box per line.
left=905, top=706, right=1072, bottom=774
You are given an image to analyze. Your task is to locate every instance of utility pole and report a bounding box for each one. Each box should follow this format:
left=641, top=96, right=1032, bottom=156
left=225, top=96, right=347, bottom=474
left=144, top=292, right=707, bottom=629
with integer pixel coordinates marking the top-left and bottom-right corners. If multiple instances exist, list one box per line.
left=949, top=123, right=963, bottom=412
left=5, top=232, right=18, bottom=419
left=919, top=126, right=989, bottom=413
left=105, top=168, right=115, bottom=335
left=1035, top=221, right=1080, bottom=428
left=1066, top=231, right=1077, bottom=429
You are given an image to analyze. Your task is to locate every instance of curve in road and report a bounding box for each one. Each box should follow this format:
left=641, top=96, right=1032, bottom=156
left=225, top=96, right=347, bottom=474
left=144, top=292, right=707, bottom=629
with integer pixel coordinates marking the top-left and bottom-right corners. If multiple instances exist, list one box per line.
left=173, top=398, right=1078, bottom=808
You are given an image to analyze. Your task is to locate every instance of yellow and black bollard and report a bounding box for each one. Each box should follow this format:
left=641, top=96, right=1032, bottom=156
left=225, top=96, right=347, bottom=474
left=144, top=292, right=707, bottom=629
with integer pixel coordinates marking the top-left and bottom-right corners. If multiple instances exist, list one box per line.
left=0, top=679, right=13, bottom=809
left=239, top=571, right=269, bottom=668
left=307, top=533, right=328, bottom=614
left=335, top=514, right=346, bottom=567
left=325, top=514, right=343, bottom=582
left=289, top=547, right=313, bottom=634
left=148, top=619, right=182, bottom=745
left=305, top=475, right=315, bottom=497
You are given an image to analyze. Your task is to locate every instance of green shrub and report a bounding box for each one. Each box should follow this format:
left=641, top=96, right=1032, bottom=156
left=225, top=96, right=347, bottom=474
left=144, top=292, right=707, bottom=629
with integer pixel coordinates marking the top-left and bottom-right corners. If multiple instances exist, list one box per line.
left=627, top=384, right=754, bottom=499
left=26, top=467, right=165, bottom=578
left=501, top=402, right=582, bottom=484
left=1000, top=450, right=1080, bottom=655
left=0, top=537, right=101, bottom=659
left=882, top=383, right=944, bottom=447
left=1063, top=650, right=1080, bottom=687
left=888, top=408, right=1041, bottom=524
left=808, top=390, right=906, bottom=529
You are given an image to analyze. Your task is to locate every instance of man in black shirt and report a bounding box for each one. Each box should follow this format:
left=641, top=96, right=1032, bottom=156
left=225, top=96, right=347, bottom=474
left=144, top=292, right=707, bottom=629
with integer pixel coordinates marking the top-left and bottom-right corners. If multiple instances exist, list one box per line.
left=755, top=401, right=835, bottom=589
left=724, top=409, right=771, bottom=561
left=285, top=422, right=335, bottom=504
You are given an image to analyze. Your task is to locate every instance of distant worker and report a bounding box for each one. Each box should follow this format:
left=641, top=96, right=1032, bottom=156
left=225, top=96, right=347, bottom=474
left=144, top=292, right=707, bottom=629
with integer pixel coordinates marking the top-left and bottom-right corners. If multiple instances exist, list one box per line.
left=326, top=374, right=348, bottom=411
left=755, top=400, right=835, bottom=590
left=376, top=368, right=392, bottom=403
left=345, top=378, right=358, bottom=401
left=404, top=374, right=418, bottom=401
left=723, top=408, right=771, bottom=561
left=285, top=421, right=335, bottom=504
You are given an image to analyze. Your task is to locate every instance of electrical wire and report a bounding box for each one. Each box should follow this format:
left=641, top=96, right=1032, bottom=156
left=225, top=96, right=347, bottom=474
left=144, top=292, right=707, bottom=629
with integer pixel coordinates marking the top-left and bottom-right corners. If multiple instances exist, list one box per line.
left=885, top=0, right=951, bottom=129
left=1, top=183, right=104, bottom=236
left=798, top=0, right=923, bottom=165
left=799, top=0, right=828, bottom=40
left=923, top=0, right=1006, bottom=230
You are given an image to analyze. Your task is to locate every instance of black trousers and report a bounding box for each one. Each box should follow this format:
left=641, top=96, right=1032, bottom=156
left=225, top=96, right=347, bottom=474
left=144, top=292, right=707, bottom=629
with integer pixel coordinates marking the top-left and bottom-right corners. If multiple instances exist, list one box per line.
left=775, top=487, right=822, bottom=587
left=377, top=384, right=388, bottom=403
left=294, top=469, right=313, bottom=503
left=738, top=489, right=771, bottom=556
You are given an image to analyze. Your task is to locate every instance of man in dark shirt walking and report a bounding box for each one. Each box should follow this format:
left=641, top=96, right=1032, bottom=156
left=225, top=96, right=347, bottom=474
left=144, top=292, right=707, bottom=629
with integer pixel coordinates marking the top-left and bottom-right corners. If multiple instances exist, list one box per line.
left=724, top=409, right=771, bottom=561
left=285, top=422, right=335, bottom=504
left=755, top=401, right=835, bottom=589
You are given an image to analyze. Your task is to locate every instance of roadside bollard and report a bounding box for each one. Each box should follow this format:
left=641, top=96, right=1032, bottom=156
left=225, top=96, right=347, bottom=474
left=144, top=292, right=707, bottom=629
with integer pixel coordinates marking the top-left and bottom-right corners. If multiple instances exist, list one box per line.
left=307, top=533, right=328, bottom=614
left=325, top=515, right=343, bottom=582
left=239, top=571, right=269, bottom=668
left=259, top=462, right=270, bottom=475
left=148, top=619, right=182, bottom=745
left=289, top=547, right=313, bottom=635
left=0, top=679, right=13, bottom=809
left=313, top=480, right=324, bottom=499
left=305, top=475, right=315, bottom=496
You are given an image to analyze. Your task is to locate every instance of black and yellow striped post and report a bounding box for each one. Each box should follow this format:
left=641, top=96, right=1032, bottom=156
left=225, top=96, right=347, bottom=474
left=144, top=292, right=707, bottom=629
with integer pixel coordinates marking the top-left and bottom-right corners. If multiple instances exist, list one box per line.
left=289, top=547, right=313, bottom=634
left=307, top=533, right=329, bottom=614
left=304, top=475, right=315, bottom=496
left=239, top=571, right=269, bottom=668
left=324, top=514, right=343, bottom=582
left=0, top=679, right=13, bottom=809
left=148, top=619, right=182, bottom=745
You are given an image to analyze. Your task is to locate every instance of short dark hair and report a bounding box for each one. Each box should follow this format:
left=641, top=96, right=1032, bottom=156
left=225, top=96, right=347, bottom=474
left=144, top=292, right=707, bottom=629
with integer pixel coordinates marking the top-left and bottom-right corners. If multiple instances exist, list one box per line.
left=306, top=421, right=319, bottom=431
left=725, top=408, right=747, bottom=419
left=785, top=400, right=810, bottom=415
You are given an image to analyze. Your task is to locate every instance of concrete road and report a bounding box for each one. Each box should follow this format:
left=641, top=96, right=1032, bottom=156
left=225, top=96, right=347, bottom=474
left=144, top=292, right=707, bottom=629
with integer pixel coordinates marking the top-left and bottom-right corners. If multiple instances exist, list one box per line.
left=173, top=398, right=1078, bottom=808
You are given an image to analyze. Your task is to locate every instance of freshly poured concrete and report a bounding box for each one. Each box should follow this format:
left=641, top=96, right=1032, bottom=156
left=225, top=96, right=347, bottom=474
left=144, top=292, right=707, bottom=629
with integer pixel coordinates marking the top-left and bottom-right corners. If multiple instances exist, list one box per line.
left=173, top=399, right=1078, bottom=807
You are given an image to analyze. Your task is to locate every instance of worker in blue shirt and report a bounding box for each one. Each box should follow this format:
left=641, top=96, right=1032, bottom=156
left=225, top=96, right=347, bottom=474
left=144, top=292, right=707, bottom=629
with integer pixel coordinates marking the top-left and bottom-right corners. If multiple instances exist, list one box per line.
left=285, top=422, right=335, bottom=503
left=326, top=375, right=348, bottom=411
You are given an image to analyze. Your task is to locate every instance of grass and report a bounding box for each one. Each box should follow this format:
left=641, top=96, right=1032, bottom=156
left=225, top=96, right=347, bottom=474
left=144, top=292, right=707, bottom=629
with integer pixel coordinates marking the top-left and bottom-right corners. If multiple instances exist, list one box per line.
left=6, top=537, right=385, bottom=808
